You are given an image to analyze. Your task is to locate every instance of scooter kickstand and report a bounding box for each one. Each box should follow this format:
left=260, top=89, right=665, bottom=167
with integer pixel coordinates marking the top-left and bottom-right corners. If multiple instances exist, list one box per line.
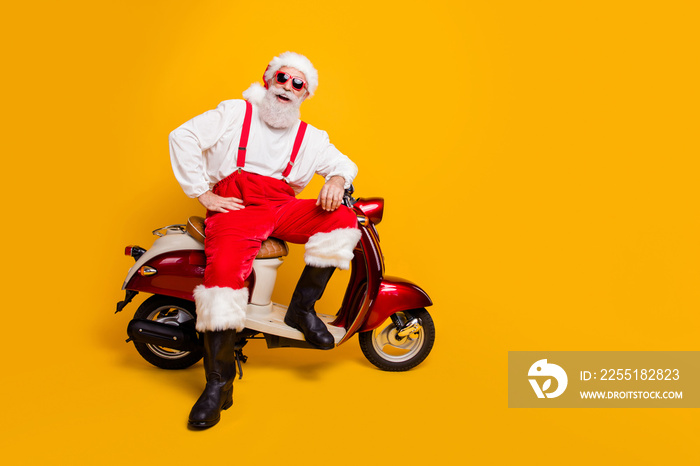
left=234, top=349, right=248, bottom=379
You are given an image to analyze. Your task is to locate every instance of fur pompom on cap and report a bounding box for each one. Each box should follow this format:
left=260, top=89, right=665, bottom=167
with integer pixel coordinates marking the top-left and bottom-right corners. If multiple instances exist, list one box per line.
left=242, top=83, right=267, bottom=105
left=193, top=285, right=248, bottom=332
left=304, top=228, right=362, bottom=270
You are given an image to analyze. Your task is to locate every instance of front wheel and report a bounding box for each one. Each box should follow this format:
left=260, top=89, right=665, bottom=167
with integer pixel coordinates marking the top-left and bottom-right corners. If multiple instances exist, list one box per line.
left=132, top=295, right=203, bottom=370
left=358, top=308, right=435, bottom=371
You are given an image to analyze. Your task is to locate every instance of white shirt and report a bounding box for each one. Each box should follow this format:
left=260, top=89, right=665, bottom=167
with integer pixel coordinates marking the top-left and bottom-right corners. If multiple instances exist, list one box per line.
left=169, top=99, right=358, bottom=198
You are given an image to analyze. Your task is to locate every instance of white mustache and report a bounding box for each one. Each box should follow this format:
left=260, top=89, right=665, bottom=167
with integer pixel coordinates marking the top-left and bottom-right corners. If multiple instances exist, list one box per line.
left=270, top=87, right=299, bottom=103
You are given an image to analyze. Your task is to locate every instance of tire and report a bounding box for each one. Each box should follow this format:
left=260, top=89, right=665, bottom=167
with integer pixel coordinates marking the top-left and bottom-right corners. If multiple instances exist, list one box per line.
left=358, top=308, right=435, bottom=371
left=131, top=295, right=203, bottom=370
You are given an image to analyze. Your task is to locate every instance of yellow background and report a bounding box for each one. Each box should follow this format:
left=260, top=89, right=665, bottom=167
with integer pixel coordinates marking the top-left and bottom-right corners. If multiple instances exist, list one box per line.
left=2, top=0, right=699, bottom=464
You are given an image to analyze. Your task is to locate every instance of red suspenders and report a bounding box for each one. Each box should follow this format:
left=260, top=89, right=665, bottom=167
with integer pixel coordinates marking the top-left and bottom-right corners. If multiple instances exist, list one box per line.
left=282, top=120, right=308, bottom=178
left=236, top=101, right=254, bottom=169
left=237, top=100, right=308, bottom=178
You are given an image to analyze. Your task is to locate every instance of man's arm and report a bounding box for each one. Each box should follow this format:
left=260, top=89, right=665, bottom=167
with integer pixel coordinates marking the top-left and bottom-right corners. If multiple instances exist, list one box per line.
left=169, top=100, right=243, bottom=198
left=311, top=130, right=358, bottom=211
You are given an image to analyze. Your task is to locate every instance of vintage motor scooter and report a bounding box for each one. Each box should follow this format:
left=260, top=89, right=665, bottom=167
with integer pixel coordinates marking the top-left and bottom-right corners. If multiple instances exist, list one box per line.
left=116, top=189, right=435, bottom=373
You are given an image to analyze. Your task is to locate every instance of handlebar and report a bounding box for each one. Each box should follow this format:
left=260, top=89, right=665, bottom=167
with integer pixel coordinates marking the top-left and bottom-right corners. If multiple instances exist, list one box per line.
left=342, top=184, right=356, bottom=208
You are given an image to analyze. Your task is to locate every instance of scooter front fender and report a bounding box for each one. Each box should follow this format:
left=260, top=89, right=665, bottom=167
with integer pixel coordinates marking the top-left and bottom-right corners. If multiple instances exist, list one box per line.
left=359, top=277, right=433, bottom=333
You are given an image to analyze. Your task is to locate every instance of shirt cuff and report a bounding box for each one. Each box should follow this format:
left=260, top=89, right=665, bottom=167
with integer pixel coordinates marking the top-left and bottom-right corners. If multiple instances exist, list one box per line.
left=190, top=185, right=210, bottom=199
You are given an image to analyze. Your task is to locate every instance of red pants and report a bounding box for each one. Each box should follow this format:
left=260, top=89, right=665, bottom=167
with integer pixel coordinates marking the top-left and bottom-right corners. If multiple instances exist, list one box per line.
left=203, top=171, right=359, bottom=290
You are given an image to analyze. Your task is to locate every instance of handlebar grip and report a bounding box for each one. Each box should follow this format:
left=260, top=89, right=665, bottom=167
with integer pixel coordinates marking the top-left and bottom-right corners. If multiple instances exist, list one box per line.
left=342, top=184, right=356, bottom=207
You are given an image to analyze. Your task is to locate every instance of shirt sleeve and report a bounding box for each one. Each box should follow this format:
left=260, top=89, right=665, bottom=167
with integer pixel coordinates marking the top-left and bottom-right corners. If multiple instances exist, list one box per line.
left=313, top=130, right=358, bottom=189
left=169, top=100, right=243, bottom=198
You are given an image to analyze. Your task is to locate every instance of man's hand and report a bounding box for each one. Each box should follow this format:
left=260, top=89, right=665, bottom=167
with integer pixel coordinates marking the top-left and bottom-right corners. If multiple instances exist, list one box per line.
left=317, top=176, right=345, bottom=212
left=198, top=190, right=245, bottom=213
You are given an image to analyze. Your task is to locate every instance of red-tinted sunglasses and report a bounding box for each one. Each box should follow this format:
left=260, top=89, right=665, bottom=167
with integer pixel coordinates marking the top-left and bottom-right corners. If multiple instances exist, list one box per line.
left=274, top=71, right=307, bottom=91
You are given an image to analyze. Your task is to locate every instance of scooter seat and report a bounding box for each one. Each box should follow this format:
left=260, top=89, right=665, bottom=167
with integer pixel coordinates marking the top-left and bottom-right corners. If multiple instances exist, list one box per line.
left=186, top=216, right=289, bottom=259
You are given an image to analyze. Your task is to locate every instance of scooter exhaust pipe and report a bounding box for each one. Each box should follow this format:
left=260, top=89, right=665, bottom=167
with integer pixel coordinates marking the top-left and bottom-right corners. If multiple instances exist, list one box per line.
left=126, top=319, right=200, bottom=351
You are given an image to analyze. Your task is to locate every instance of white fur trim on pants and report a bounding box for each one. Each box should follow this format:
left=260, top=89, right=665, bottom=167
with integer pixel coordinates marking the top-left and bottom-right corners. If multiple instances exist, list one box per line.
left=304, top=228, right=361, bottom=270
left=193, top=285, right=248, bottom=332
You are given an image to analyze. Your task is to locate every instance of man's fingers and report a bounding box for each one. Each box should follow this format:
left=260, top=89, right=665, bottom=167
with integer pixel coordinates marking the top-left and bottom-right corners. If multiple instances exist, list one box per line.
left=316, top=185, right=344, bottom=211
left=208, top=200, right=243, bottom=212
left=326, top=189, right=341, bottom=211
left=329, top=189, right=341, bottom=211
left=318, top=189, right=327, bottom=209
left=220, top=198, right=244, bottom=211
left=324, top=197, right=338, bottom=211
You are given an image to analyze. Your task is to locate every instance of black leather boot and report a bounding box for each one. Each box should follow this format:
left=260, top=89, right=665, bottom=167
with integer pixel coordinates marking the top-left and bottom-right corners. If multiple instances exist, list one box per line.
left=284, top=265, right=336, bottom=350
left=188, top=329, right=237, bottom=429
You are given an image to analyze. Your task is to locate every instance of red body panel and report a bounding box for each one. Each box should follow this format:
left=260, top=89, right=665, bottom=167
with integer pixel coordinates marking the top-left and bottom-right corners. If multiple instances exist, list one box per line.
left=335, top=205, right=385, bottom=345
left=329, top=247, right=366, bottom=329
left=360, top=277, right=433, bottom=332
left=126, top=251, right=204, bottom=301
left=125, top=250, right=253, bottom=301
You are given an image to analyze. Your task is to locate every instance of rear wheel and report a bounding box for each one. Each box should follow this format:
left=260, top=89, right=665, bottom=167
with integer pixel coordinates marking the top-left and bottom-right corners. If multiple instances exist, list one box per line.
left=132, top=295, right=203, bottom=370
left=358, top=308, right=435, bottom=371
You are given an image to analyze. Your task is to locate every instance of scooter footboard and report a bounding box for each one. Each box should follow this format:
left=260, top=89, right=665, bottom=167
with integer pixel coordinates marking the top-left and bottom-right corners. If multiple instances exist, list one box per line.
left=359, top=277, right=433, bottom=332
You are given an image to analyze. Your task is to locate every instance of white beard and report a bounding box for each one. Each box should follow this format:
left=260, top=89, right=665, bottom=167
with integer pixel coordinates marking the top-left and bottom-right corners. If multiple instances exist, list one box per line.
left=258, top=87, right=302, bottom=129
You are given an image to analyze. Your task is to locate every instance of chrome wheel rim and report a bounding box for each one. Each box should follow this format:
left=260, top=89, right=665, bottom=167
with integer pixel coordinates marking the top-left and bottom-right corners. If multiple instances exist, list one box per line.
left=370, top=313, right=424, bottom=363
left=145, top=305, right=196, bottom=360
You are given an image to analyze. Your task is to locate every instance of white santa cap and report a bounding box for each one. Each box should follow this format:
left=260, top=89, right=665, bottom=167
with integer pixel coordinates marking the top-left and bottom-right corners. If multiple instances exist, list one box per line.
left=243, top=51, right=319, bottom=105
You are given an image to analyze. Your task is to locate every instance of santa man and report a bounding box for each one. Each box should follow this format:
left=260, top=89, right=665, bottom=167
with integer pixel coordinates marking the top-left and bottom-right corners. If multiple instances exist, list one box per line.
left=169, top=52, right=360, bottom=428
